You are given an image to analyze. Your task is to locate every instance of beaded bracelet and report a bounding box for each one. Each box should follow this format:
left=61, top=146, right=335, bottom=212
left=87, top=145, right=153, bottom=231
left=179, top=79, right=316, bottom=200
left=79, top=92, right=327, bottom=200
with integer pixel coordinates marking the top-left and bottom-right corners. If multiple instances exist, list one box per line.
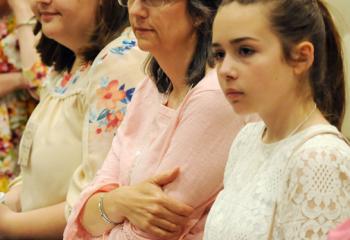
left=98, top=193, right=117, bottom=225
left=16, top=17, right=36, bottom=29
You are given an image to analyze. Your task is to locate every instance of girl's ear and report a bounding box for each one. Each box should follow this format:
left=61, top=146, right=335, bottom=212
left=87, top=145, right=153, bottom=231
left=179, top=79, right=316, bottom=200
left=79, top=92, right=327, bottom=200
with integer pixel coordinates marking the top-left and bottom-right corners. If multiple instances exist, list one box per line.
left=290, top=41, right=315, bottom=76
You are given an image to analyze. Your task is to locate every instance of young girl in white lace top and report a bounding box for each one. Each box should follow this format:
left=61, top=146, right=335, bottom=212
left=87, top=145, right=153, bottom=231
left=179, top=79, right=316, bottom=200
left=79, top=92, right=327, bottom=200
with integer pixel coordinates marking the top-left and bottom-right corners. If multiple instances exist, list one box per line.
left=204, top=0, right=350, bottom=239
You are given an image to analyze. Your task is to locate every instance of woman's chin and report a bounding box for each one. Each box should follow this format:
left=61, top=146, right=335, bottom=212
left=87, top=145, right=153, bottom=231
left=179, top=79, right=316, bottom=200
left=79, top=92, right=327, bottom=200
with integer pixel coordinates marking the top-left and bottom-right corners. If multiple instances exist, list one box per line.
left=136, top=39, right=157, bottom=52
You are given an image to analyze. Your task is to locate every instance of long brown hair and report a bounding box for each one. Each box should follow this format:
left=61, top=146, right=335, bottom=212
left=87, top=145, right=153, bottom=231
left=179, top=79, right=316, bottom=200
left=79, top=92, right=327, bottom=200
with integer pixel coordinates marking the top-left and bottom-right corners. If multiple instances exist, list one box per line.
left=221, top=0, right=345, bottom=129
left=34, top=0, right=129, bottom=73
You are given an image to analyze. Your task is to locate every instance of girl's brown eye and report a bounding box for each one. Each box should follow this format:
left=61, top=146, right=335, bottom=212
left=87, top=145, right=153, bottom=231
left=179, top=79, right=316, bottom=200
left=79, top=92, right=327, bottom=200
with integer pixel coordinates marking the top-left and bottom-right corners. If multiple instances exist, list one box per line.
left=238, top=47, right=255, bottom=57
left=212, top=50, right=225, bottom=63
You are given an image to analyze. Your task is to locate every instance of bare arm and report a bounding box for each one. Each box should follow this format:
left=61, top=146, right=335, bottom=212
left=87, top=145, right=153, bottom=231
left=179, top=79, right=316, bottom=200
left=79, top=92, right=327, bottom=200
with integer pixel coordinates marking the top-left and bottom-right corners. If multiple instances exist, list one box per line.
left=0, top=202, right=66, bottom=239
left=0, top=0, right=41, bottom=97
left=0, top=73, right=26, bottom=97
left=9, top=0, right=37, bottom=69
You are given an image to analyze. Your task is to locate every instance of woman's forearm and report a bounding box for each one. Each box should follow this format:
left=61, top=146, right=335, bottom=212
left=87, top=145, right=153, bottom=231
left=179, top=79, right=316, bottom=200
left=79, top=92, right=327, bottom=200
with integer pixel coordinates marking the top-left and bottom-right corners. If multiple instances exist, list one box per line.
left=0, top=73, right=26, bottom=96
left=11, top=2, right=32, bottom=24
left=16, top=24, right=38, bottom=69
left=5, top=202, right=66, bottom=239
left=11, top=2, right=38, bottom=69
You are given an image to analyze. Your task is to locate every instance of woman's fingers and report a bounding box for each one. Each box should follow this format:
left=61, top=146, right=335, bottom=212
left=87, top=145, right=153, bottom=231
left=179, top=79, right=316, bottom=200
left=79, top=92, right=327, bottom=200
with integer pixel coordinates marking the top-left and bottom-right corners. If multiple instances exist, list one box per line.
left=146, top=169, right=194, bottom=217
left=131, top=212, right=181, bottom=239
left=148, top=204, right=188, bottom=226
left=149, top=217, right=182, bottom=233
left=128, top=201, right=187, bottom=234
left=149, top=168, right=180, bottom=187
left=115, top=171, right=194, bottom=237
left=161, top=195, right=194, bottom=217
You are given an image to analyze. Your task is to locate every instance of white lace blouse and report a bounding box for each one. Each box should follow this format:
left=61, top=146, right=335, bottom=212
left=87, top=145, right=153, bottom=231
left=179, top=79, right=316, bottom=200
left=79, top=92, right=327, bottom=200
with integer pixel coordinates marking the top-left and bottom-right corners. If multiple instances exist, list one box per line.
left=204, top=122, right=350, bottom=240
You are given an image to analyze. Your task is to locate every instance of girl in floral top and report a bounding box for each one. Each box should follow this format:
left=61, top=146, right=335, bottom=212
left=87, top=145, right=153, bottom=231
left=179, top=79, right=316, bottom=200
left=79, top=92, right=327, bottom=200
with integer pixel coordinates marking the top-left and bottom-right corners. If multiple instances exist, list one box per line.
left=0, top=0, right=146, bottom=238
left=0, top=0, right=47, bottom=192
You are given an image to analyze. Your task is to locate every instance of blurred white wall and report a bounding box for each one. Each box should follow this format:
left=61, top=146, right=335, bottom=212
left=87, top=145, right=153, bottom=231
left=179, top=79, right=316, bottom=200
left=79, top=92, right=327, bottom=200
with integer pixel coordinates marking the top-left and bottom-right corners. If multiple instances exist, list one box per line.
left=343, top=33, right=350, bottom=138
left=325, top=0, right=350, bottom=137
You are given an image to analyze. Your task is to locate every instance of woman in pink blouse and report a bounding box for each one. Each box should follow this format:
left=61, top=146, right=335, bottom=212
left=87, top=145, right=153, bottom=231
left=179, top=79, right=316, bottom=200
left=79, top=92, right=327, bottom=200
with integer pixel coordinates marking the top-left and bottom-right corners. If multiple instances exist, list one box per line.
left=64, top=0, right=251, bottom=239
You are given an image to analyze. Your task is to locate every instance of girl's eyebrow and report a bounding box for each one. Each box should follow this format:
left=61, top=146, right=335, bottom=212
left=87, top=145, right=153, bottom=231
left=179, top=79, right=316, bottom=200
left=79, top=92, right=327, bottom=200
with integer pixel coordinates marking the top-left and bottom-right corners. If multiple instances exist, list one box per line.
left=212, top=36, right=259, bottom=48
left=229, top=37, right=259, bottom=45
left=211, top=43, right=221, bottom=48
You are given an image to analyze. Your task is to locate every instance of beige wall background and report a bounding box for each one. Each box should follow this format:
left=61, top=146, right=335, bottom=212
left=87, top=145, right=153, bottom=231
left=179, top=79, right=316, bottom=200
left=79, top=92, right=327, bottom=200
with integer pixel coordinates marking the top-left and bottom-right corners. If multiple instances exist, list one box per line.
left=325, top=0, right=350, bottom=137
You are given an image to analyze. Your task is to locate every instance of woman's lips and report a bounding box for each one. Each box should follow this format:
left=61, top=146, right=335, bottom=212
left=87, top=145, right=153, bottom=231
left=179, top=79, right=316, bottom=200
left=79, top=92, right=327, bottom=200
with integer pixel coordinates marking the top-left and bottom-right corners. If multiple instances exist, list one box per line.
left=40, top=12, right=59, bottom=23
left=133, top=27, right=154, bottom=35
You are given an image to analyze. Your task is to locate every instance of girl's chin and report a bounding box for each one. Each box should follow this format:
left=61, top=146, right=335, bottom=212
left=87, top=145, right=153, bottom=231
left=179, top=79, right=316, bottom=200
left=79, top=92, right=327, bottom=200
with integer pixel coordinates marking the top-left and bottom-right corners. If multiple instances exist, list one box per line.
left=230, top=103, right=254, bottom=116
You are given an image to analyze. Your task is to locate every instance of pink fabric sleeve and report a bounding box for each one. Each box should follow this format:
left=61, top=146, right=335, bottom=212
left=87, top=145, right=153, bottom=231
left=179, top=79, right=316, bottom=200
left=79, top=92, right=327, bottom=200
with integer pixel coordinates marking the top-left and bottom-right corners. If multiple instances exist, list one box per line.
left=63, top=133, right=122, bottom=239
left=328, top=220, right=350, bottom=240
left=159, top=89, right=243, bottom=205
left=153, top=90, right=244, bottom=238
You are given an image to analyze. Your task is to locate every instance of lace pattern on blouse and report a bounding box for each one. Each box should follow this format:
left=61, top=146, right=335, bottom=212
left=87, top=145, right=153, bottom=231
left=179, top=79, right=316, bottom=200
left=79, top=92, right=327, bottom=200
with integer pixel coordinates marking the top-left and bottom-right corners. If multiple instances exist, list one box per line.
left=204, top=123, right=350, bottom=240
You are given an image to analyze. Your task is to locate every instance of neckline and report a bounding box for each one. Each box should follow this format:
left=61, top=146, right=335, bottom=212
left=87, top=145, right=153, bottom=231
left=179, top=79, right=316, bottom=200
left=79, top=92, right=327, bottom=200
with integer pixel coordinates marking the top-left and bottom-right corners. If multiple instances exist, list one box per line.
left=259, top=123, right=335, bottom=148
left=160, top=84, right=194, bottom=110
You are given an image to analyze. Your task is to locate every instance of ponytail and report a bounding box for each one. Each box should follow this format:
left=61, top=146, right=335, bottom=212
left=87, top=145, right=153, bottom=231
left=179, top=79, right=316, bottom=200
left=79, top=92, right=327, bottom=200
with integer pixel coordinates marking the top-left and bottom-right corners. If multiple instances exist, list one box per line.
left=313, top=0, right=345, bottom=129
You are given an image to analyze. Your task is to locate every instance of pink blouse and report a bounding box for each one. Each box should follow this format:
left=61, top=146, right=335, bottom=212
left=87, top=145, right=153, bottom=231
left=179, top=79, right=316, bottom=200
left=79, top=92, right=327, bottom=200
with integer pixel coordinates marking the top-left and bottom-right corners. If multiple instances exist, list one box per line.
left=64, top=70, right=250, bottom=239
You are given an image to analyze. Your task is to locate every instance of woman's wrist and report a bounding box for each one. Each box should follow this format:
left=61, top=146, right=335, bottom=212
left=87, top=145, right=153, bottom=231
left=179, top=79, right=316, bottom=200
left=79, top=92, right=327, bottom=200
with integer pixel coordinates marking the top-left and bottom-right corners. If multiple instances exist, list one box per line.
left=101, top=190, right=125, bottom=224
left=98, top=193, right=117, bottom=225
left=15, top=17, right=35, bottom=30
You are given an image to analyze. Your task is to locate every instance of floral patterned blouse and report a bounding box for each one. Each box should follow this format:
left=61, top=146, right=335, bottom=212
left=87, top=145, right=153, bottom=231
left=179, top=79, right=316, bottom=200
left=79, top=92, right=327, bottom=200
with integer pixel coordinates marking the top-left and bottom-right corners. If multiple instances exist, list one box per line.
left=0, top=15, right=47, bottom=192
left=18, top=28, right=147, bottom=212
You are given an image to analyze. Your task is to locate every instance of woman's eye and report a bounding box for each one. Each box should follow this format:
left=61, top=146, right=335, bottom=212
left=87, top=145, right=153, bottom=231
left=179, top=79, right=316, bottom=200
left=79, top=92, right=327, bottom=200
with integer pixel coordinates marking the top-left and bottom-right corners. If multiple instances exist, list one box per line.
left=212, top=50, right=225, bottom=63
left=238, top=47, right=255, bottom=57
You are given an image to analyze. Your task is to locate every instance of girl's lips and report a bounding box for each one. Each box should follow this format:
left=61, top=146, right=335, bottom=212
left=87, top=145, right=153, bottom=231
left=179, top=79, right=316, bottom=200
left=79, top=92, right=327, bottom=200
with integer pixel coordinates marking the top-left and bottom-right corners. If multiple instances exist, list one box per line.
left=225, top=89, right=244, bottom=101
